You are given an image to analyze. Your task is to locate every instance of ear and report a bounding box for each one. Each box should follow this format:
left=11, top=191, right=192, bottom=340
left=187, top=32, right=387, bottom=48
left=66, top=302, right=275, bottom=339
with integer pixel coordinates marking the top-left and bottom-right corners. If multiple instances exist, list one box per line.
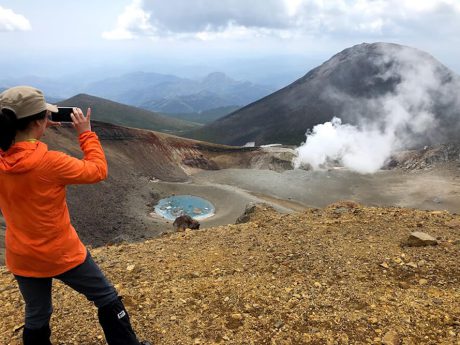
left=34, top=118, right=47, bottom=126
left=30, top=118, right=46, bottom=130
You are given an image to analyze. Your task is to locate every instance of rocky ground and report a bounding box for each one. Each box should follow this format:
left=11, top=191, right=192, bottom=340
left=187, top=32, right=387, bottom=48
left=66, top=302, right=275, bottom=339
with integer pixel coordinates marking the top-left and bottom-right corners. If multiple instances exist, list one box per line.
left=386, top=144, right=460, bottom=171
left=1, top=203, right=459, bottom=344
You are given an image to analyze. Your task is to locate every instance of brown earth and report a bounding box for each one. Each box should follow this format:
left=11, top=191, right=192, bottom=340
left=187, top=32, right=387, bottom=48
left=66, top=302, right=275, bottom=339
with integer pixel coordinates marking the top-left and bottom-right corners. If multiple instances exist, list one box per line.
left=1, top=203, right=459, bottom=344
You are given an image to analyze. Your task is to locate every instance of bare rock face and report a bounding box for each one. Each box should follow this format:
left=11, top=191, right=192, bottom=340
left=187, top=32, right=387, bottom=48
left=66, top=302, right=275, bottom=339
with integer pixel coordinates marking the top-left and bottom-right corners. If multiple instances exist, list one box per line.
left=182, top=155, right=219, bottom=170
left=248, top=148, right=295, bottom=172
left=173, top=215, right=200, bottom=232
left=386, top=144, right=460, bottom=170
left=405, top=231, right=439, bottom=247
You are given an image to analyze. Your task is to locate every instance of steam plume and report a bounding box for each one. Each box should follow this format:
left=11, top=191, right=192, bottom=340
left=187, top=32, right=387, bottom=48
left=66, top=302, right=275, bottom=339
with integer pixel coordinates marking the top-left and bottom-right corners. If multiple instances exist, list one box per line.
left=294, top=44, right=458, bottom=174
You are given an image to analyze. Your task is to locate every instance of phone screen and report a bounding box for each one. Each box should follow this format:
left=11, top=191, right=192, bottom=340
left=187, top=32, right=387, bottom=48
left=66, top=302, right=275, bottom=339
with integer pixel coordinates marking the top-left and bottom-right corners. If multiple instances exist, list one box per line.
left=51, top=107, right=74, bottom=122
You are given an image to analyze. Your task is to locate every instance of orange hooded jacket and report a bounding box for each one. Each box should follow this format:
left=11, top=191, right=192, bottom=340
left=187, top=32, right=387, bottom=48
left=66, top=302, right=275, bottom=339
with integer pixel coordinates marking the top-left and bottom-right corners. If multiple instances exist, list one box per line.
left=0, top=131, right=107, bottom=277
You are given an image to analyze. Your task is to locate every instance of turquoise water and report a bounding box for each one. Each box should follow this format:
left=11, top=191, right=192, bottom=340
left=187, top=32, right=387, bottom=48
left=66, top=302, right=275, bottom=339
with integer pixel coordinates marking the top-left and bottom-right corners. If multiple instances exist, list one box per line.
left=154, top=195, right=215, bottom=221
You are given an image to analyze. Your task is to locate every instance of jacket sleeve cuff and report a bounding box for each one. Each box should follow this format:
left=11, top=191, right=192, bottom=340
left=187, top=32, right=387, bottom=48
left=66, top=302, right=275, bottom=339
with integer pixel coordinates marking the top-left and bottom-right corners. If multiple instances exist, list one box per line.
left=78, top=131, right=94, bottom=140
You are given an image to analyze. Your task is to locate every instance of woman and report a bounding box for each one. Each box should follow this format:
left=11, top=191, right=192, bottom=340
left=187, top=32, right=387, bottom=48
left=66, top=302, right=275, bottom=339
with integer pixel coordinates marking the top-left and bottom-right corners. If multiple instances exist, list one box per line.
left=0, top=86, right=150, bottom=345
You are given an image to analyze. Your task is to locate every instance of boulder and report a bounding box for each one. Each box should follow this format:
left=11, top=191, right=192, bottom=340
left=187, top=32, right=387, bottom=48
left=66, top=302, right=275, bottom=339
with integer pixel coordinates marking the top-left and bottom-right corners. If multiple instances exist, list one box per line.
left=173, top=215, right=200, bottom=232
left=235, top=203, right=258, bottom=224
left=382, top=331, right=400, bottom=345
left=405, top=232, right=438, bottom=247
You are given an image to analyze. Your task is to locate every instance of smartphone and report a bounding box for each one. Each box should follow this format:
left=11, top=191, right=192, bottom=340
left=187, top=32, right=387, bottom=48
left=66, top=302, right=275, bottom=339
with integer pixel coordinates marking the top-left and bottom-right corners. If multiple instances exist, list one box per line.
left=51, top=107, right=75, bottom=122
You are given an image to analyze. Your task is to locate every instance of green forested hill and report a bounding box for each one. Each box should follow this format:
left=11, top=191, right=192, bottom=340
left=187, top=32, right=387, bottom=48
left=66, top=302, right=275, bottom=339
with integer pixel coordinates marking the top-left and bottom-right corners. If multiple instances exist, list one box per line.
left=58, top=94, right=202, bottom=133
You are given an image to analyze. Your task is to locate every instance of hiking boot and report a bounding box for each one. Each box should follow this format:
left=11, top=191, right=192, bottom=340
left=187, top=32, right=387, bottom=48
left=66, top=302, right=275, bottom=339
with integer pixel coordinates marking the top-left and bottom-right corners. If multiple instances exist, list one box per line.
left=23, top=324, right=52, bottom=345
left=98, top=297, right=141, bottom=345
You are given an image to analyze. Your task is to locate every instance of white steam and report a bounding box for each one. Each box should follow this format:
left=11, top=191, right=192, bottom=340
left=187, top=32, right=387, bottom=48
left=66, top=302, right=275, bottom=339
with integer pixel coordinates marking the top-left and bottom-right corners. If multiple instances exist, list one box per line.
left=294, top=117, right=395, bottom=174
left=294, top=45, right=451, bottom=174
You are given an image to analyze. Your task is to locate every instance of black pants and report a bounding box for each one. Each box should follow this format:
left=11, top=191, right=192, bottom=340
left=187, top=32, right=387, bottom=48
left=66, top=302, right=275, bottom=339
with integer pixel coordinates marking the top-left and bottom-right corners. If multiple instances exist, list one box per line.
left=15, top=250, right=118, bottom=329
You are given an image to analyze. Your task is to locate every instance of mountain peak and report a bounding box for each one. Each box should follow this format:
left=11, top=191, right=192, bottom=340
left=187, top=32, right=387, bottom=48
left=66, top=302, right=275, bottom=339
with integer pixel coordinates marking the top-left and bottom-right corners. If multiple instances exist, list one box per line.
left=202, top=72, right=234, bottom=84
left=327, top=42, right=438, bottom=65
left=185, top=42, right=460, bottom=146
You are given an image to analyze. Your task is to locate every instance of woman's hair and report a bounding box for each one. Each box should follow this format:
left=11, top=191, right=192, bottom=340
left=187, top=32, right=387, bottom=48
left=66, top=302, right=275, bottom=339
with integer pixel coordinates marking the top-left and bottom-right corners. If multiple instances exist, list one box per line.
left=0, top=109, right=47, bottom=151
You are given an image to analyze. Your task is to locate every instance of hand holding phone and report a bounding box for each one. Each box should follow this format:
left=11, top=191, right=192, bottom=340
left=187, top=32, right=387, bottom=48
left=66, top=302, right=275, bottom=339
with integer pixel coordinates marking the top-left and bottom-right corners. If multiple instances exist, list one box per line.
left=51, top=107, right=75, bottom=122
left=71, top=107, right=92, bottom=135
left=51, top=107, right=91, bottom=134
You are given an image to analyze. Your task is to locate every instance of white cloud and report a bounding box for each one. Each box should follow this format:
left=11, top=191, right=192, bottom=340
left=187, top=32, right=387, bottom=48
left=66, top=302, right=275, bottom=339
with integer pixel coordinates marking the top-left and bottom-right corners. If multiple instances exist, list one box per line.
left=102, top=0, right=155, bottom=40
left=103, top=0, right=460, bottom=41
left=0, top=6, right=31, bottom=32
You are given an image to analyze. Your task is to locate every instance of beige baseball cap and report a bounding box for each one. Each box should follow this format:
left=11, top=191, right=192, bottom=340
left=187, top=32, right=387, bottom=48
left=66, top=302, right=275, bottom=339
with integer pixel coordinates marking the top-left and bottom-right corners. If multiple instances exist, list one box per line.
left=0, top=86, right=58, bottom=119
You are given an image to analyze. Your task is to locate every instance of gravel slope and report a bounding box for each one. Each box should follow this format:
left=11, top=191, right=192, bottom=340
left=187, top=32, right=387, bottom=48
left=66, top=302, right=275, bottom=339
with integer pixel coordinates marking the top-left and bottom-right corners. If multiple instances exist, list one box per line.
left=1, top=203, right=459, bottom=344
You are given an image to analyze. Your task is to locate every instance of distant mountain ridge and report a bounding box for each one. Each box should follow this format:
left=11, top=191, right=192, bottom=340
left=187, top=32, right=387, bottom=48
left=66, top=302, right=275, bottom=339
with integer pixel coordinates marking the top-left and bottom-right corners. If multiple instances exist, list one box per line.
left=1, top=71, right=273, bottom=120
left=184, top=43, right=460, bottom=146
left=58, top=94, right=201, bottom=133
left=85, top=71, right=273, bottom=114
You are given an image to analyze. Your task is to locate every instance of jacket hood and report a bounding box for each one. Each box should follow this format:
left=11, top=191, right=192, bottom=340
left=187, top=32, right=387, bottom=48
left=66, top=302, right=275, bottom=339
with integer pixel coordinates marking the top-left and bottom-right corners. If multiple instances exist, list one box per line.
left=0, top=141, right=48, bottom=174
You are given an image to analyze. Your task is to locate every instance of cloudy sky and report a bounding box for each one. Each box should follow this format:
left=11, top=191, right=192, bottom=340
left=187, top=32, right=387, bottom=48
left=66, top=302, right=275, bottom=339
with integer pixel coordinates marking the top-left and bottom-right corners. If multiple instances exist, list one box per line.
left=1, top=0, right=460, bottom=84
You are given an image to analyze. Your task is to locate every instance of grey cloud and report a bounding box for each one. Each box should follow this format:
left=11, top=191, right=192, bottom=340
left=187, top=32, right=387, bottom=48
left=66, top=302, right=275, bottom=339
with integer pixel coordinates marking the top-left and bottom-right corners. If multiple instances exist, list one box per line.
left=142, top=0, right=291, bottom=33
left=385, top=2, right=460, bottom=38
left=106, top=0, right=460, bottom=43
